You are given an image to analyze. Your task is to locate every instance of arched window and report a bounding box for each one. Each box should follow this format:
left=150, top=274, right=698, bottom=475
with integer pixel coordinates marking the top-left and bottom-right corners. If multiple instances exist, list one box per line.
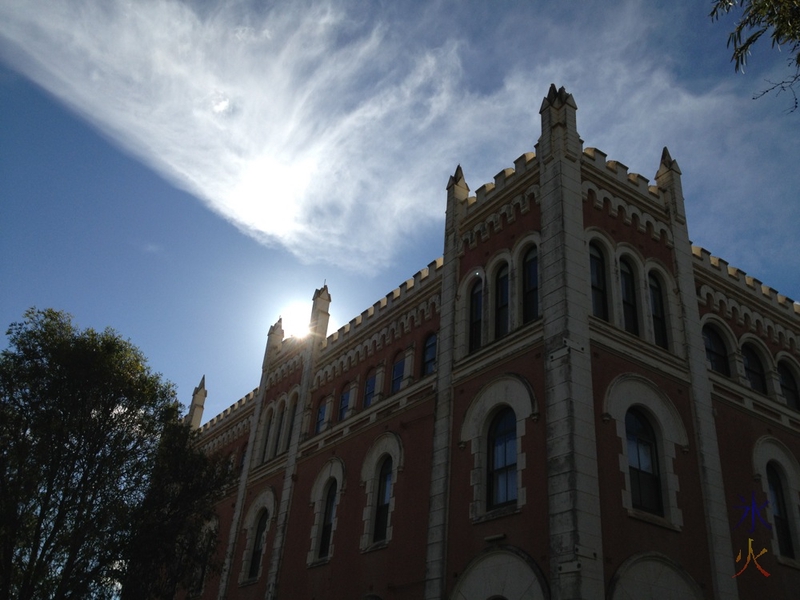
left=318, top=480, right=338, bottom=559
left=247, top=510, right=269, bottom=579
left=487, top=407, right=517, bottom=509
left=522, top=246, right=539, bottom=323
left=373, top=457, right=393, bottom=543
left=590, top=243, right=609, bottom=321
left=262, top=412, right=273, bottom=463
left=315, top=403, right=326, bottom=434
left=702, top=325, right=730, bottom=376
left=742, top=344, right=767, bottom=393
left=495, top=264, right=509, bottom=339
left=767, top=462, right=795, bottom=558
left=778, top=361, right=800, bottom=410
left=626, top=408, right=663, bottom=516
left=363, top=369, right=377, bottom=408
left=283, top=396, right=298, bottom=454
left=620, top=258, right=639, bottom=335
left=338, top=386, right=350, bottom=421
left=469, top=280, right=483, bottom=352
left=422, top=333, right=437, bottom=376
left=648, top=273, right=668, bottom=349
left=390, top=354, right=404, bottom=394
left=272, top=405, right=285, bottom=457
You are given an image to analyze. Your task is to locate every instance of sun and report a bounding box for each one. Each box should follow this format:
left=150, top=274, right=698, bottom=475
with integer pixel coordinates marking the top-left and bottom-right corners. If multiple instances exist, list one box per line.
left=280, top=301, right=311, bottom=338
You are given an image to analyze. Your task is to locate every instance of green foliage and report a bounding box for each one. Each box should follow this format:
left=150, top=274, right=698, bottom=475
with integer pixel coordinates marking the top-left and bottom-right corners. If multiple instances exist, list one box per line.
left=0, top=309, right=230, bottom=600
left=711, top=0, right=800, bottom=110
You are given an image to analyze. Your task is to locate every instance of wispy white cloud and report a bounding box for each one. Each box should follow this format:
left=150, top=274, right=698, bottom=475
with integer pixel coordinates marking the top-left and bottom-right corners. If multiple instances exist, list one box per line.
left=1, top=0, right=797, bottom=291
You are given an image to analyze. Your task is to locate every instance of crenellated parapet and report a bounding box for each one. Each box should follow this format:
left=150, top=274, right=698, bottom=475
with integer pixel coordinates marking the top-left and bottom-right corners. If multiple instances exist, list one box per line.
left=693, top=245, right=800, bottom=350
left=198, top=386, right=259, bottom=452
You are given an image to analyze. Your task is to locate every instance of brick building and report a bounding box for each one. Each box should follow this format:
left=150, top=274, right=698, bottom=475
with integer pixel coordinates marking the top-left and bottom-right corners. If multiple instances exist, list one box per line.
left=182, top=86, right=800, bottom=600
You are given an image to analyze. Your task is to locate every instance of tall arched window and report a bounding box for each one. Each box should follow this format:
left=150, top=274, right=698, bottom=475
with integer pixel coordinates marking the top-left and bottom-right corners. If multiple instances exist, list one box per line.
left=702, top=325, right=730, bottom=376
left=247, top=510, right=269, bottom=579
left=778, top=361, right=800, bottom=410
left=390, top=354, right=404, bottom=394
left=318, top=480, right=338, bottom=559
left=315, top=403, right=326, bottom=434
left=590, top=243, right=609, bottom=321
left=284, top=396, right=298, bottom=454
left=620, top=258, right=639, bottom=335
left=469, top=280, right=483, bottom=352
left=626, top=408, right=663, bottom=516
left=522, top=247, right=539, bottom=323
left=742, top=344, right=767, bottom=393
left=649, top=273, right=668, bottom=349
left=338, top=386, right=350, bottom=421
left=767, top=462, right=795, bottom=558
left=262, top=412, right=273, bottom=463
left=422, top=333, right=437, bottom=376
left=272, top=405, right=285, bottom=457
left=363, top=369, right=377, bottom=408
left=487, top=407, right=517, bottom=509
left=495, top=264, right=509, bottom=339
left=373, top=457, right=393, bottom=543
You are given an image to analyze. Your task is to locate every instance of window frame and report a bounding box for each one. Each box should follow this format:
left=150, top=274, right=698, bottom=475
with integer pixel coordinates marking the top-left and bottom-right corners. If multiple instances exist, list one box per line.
left=648, top=272, right=669, bottom=349
left=487, top=407, right=517, bottom=510
left=469, top=279, right=483, bottom=352
left=702, top=324, right=731, bottom=376
left=742, top=343, right=768, bottom=394
left=625, top=408, right=663, bottom=516
left=494, top=263, right=510, bottom=340
left=363, top=369, right=377, bottom=408
left=239, top=490, right=275, bottom=584
left=338, top=385, right=350, bottom=421
left=390, top=354, right=404, bottom=394
left=778, top=360, right=800, bottom=410
left=372, top=457, right=393, bottom=543
left=590, top=243, right=609, bottom=321
left=620, top=258, right=640, bottom=335
left=522, top=246, right=540, bottom=324
left=307, top=459, right=344, bottom=565
left=359, top=432, right=403, bottom=550
left=422, top=333, right=437, bottom=376
left=767, top=462, right=795, bottom=559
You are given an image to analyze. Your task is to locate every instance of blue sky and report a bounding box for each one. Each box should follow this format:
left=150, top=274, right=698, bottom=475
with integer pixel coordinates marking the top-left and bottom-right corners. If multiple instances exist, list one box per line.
left=1, top=0, right=798, bottom=423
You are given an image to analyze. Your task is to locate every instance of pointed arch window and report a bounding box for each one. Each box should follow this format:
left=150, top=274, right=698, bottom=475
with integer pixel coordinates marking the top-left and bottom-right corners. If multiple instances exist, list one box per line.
left=742, top=344, right=767, bottom=393
left=626, top=408, right=663, bottom=516
left=702, top=325, right=730, bottom=376
left=373, top=457, right=393, bottom=543
left=422, top=333, right=437, bottom=376
left=247, top=510, right=269, bottom=580
left=318, top=480, right=338, bottom=559
left=262, top=412, right=273, bottom=463
left=620, top=258, right=639, bottom=335
left=778, top=362, right=800, bottom=410
left=522, top=247, right=539, bottom=323
left=767, top=462, right=795, bottom=558
left=488, top=407, right=517, bottom=509
left=495, top=264, right=509, bottom=339
left=649, top=273, right=668, bottom=349
left=469, top=280, right=483, bottom=352
left=590, top=243, right=608, bottom=321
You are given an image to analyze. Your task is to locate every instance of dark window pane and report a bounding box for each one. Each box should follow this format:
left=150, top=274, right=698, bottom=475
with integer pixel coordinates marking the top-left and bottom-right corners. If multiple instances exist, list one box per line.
left=248, top=510, right=269, bottom=579
left=522, top=247, right=539, bottom=323
left=469, top=280, right=483, bottom=352
left=373, top=457, right=393, bottom=543
left=319, top=481, right=337, bottom=559
left=649, top=273, right=668, bottom=349
left=338, top=389, right=350, bottom=421
left=778, top=362, right=800, bottom=410
left=422, top=334, right=437, bottom=375
left=315, top=404, right=326, bottom=434
left=364, top=372, right=376, bottom=408
left=495, top=265, right=509, bottom=339
left=590, top=244, right=608, bottom=321
left=626, top=408, right=662, bottom=516
left=742, top=344, right=767, bottom=393
left=767, top=463, right=795, bottom=558
left=621, top=260, right=639, bottom=335
left=488, top=408, right=517, bottom=509
left=703, top=326, right=730, bottom=376
left=391, top=357, right=404, bottom=393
